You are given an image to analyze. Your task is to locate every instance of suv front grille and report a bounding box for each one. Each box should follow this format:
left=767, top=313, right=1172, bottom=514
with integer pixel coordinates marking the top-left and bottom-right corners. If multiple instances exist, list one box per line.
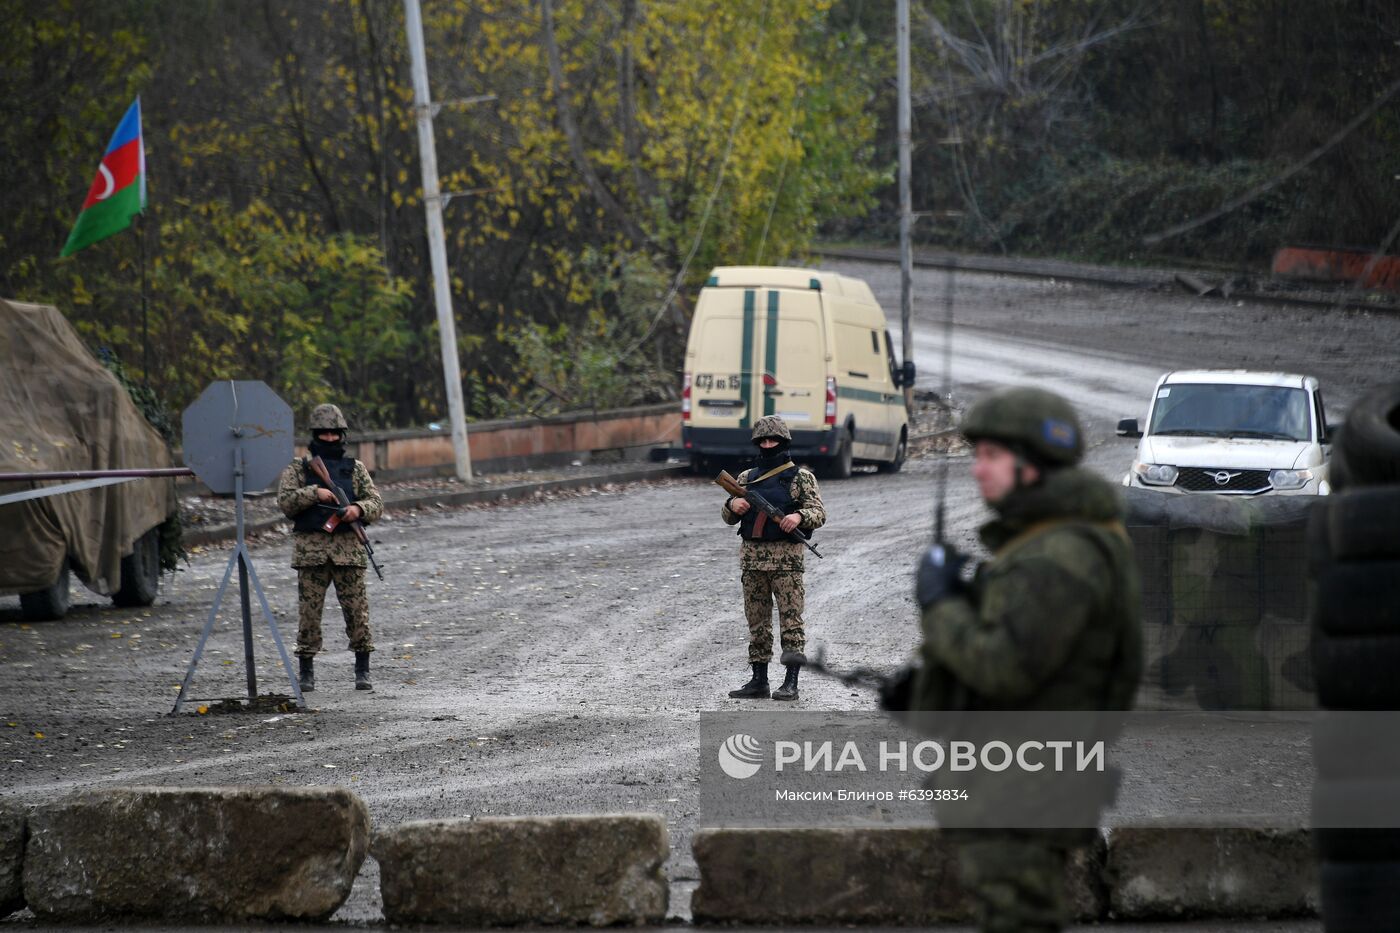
left=1176, top=467, right=1272, bottom=494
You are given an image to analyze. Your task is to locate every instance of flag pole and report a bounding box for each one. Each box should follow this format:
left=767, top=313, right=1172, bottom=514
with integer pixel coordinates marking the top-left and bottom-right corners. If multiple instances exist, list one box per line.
left=137, top=211, right=150, bottom=388
left=135, top=95, right=150, bottom=388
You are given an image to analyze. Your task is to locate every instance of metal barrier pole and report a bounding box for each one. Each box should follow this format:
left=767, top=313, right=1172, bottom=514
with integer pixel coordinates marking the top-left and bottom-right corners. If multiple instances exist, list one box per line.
left=234, top=445, right=257, bottom=699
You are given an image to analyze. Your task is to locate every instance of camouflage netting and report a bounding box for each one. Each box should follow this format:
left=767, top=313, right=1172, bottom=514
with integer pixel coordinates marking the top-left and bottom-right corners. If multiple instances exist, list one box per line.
left=1125, top=488, right=1315, bottom=711
left=0, top=299, right=175, bottom=595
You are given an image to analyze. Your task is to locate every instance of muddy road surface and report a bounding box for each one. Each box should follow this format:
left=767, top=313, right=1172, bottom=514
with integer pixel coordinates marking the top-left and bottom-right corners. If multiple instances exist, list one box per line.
left=3, top=261, right=1396, bottom=923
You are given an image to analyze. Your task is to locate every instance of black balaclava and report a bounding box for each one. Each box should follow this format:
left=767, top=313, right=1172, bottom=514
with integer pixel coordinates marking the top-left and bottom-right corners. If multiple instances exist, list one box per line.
left=755, top=437, right=791, bottom=466
left=309, top=432, right=346, bottom=460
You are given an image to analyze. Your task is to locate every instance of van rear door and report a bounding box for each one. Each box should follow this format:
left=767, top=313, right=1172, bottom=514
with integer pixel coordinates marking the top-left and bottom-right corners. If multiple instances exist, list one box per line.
left=688, top=306, right=748, bottom=430
left=689, top=287, right=826, bottom=432
left=761, top=289, right=826, bottom=432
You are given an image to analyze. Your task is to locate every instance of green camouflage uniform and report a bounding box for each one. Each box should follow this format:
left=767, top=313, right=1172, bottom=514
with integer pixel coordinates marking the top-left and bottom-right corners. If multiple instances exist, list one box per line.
left=721, top=466, right=825, bottom=663
left=914, top=466, right=1142, bottom=933
left=276, top=458, right=383, bottom=657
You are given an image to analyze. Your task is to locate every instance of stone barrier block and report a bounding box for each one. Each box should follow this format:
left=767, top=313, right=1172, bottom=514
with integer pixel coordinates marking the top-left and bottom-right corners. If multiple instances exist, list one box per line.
left=22, top=786, right=369, bottom=922
left=373, top=813, right=668, bottom=926
left=0, top=803, right=25, bottom=919
left=1106, top=827, right=1317, bottom=919
left=691, top=827, right=1105, bottom=925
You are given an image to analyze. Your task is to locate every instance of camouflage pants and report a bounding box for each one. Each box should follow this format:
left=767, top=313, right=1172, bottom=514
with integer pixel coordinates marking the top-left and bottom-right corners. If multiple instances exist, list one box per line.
left=295, top=562, right=373, bottom=657
left=954, top=831, right=1073, bottom=933
left=741, top=569, right=805, bottom=664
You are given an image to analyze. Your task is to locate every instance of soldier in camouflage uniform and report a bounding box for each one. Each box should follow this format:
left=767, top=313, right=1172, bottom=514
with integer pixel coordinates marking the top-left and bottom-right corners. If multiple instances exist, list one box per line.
left=721, top=416, right=826, bottom=701
left=276, top=403, right=384, bottom=693
left=887, top=388, right=1142, bottom=933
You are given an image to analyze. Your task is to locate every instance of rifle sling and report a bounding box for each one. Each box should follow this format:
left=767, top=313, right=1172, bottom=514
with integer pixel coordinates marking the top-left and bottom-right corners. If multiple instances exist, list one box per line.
left=741, top=461, right=797, bottom=486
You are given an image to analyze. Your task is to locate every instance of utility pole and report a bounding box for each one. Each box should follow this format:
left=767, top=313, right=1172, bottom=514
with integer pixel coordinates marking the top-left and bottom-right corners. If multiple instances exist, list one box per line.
left=404, top=0, right=472, bottom=481
left=897, top=0, right=914, bottom=409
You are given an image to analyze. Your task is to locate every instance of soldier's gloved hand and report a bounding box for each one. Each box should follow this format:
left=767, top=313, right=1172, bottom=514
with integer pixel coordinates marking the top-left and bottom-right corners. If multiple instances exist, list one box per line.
left=878, top=664, right=919, bottom=711
left=915, top=544, right=968, bottom=609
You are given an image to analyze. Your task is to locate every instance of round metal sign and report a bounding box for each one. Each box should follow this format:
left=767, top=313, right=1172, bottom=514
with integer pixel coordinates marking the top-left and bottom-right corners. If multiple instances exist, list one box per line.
left=182, top=381, right=294, bottom=494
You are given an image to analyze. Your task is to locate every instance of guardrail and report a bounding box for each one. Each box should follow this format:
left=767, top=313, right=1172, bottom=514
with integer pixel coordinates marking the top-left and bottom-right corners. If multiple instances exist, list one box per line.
left=173, top=402, right=684, bottom=490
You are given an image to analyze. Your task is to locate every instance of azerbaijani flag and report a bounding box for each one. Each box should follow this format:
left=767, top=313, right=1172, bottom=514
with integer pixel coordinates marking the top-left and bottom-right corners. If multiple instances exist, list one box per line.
left=60, top=97, right=147, bottom=257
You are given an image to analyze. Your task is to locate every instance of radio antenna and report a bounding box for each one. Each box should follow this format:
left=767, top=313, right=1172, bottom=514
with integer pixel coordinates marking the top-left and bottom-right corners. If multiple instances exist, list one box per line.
left=933, top=258, right=955, bottom=543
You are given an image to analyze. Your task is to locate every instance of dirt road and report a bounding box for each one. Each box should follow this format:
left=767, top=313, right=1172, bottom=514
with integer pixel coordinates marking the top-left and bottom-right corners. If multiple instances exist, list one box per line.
left=3, top=260, right=1396, bottom=922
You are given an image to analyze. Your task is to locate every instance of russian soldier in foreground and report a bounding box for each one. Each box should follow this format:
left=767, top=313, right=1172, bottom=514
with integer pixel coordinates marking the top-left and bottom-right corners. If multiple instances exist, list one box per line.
left=889, top=388, right=1142, bottom=932
left=276, top=404, right=384, bottom=692
left=721, top=416, right=826, bottom=701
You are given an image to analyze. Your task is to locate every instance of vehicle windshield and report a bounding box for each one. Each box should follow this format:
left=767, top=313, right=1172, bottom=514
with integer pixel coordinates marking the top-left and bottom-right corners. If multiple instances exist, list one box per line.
left=1148, top=383, right=1311, bottom=442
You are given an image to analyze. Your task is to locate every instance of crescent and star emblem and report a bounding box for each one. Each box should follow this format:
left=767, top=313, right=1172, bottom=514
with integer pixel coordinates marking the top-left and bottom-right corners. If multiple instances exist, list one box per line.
left=95, top=163, right=116, bottom=201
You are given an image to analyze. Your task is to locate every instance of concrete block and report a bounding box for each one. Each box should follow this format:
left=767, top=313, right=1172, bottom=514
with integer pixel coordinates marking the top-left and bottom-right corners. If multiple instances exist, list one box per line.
left=1106, top=827, right=1317, bottom=919
left=0, top=802, right=25, bottom=919
left=691, top=827, right=1105, bottom=925
left=373, top=813, right=668, bottom=926
left=22, top=785, right=369, bottom=922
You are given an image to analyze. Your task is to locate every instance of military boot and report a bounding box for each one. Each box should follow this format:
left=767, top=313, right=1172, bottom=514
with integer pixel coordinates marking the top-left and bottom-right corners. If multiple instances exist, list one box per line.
left=354, top=651, right=373, bottom=691
left=728, top=663, right=769, bottom=699
left=771, top=664, right=800, bottom=701
left=298, top=656, right=315, bottom=693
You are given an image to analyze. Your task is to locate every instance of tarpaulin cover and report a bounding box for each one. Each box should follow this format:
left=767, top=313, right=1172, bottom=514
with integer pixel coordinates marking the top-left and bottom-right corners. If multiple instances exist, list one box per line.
left=0, top=299, right=174, bottom=595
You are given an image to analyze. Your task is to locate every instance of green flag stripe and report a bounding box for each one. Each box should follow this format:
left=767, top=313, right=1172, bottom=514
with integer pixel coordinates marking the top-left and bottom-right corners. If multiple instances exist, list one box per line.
left=61, top=184, right=142, bottom=257
left=763, top=290, right=780, bottom=416
left=740, top=289, right=755, bottom=429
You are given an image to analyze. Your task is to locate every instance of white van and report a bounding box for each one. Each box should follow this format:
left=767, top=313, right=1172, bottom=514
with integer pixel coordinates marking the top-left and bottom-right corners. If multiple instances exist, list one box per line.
left=681, top=266, right=914, bottom=477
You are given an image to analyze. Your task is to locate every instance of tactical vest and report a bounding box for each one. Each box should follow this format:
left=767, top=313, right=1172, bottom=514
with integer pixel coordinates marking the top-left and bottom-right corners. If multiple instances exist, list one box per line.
left=292, top=457, right=358, bottom=534
left=737, top=464, right=804, bottom=542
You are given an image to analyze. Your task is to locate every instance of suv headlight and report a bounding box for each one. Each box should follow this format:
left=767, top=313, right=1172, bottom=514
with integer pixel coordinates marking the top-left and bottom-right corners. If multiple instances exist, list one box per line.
left=1133, top=462, right=1178, bottom=486
left=1268, top=469, right=1313, bottom=490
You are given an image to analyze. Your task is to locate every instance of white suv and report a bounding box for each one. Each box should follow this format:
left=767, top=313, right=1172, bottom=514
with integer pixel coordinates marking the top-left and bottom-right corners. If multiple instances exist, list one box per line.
left=1119, top=371, right=1333, bottom=496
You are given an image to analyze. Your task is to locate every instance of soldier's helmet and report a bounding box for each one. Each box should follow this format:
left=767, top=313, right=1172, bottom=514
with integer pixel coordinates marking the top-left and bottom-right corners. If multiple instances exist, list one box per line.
left=751, top=415, right=792, bottom=444
left=308, top=404, right=349, bottom=433
left=960, top=387, right=1084, bottom=467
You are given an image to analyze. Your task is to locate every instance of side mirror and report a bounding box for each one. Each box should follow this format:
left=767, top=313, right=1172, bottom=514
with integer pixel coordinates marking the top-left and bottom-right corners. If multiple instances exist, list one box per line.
left=898, top=361, right=916, bottom=388
left=1323, top=425, right=1337, bottom=444
left=1116, top=418, right=1142, bottom=439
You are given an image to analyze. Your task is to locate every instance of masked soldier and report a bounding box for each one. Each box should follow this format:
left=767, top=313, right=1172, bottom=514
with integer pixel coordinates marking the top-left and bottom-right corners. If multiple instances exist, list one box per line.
left=721, top=415, right=826, bottom=701
left=276, top=403, right=384, bottom=693
left=885, top=388, right=1142, bottom=933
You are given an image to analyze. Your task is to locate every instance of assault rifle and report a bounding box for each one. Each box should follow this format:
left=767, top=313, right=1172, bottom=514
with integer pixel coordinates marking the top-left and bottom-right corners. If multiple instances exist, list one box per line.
left=715, top=469, right=822, bottom=558
left=307, top=456, right=385, bottom=580
left=785, top=645, right=919, bottom=712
